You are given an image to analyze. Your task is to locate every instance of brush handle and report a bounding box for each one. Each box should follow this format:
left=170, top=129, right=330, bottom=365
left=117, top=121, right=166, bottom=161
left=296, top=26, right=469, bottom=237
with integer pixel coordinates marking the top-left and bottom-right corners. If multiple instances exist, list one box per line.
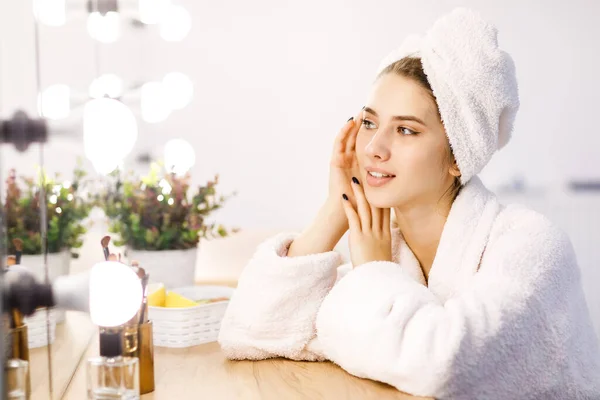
left=103, top=247, right=110, bottom=261
left=15, top=252, right=21, bottom=265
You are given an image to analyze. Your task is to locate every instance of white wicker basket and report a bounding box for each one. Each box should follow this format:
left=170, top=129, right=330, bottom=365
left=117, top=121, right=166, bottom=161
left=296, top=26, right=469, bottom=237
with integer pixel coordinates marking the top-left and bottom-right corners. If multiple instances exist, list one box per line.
left=23, top=308, right=57, bottom=348
left=148, top=286, right=234, bottom=348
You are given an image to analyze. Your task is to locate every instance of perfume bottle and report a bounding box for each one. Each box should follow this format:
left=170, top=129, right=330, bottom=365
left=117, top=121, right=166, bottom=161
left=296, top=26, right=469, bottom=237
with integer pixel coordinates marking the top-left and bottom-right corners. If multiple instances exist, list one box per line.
left=86, top=329, right=140, bottom=400
left=5, top=358, right=29, bottom=400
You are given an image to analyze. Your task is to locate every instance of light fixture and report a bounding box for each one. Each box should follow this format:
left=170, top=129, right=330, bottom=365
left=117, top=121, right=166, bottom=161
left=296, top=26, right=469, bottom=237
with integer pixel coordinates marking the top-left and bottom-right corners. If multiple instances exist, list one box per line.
left=83, top=98, right=138, bottom=175
left=89, top=73, right=124, bottom=99
left=159, top=5, right=191, bottom=42
left=38, top=84, right=70, bottom=120
left=164, top=138, right=195, bottom=176
left=140, top=81, right=171, bottom=123
left=5, top=262, right=143, bottom=328
left=162, top=72, right=193, bottom=110
left=33, top=0, right=66, bottom=27
left=87, top=11, right=121, bottom=43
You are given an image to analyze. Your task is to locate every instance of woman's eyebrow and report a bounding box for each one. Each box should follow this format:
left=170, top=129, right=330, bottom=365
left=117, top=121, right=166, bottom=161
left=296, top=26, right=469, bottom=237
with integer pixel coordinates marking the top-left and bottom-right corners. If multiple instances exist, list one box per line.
left=364, top=106, right=427, bottom=127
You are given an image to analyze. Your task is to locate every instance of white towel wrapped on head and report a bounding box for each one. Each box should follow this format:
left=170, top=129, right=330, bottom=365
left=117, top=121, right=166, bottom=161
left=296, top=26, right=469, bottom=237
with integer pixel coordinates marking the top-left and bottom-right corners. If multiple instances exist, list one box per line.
left=376, top=8, right=520, bottom=185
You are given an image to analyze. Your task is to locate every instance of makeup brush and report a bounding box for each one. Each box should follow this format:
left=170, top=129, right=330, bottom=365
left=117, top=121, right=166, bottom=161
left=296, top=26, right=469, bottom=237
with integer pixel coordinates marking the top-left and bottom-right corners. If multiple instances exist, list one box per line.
left=12, top=239, right=23, bottom=264
left=139, top=273, right=150, bottom=324
left=6, top=256, right=16, bottom=267
left=108, top=253, right=118, bottom=261
left=100, top=236, right=111, bottom=261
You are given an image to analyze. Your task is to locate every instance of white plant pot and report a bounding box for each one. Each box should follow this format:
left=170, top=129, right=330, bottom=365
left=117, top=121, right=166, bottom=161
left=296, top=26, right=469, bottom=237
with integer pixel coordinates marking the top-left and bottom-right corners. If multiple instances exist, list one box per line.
left=127, top=247, right=198, bottom=289
left=20, top=250, right=71, bottom=323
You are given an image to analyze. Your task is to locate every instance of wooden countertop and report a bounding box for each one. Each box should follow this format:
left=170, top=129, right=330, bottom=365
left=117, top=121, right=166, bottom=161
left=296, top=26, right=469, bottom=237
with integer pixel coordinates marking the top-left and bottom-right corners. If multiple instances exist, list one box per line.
left=30, top=312, right=95, bottom=400
left=63, top=336, right=431, bottom=400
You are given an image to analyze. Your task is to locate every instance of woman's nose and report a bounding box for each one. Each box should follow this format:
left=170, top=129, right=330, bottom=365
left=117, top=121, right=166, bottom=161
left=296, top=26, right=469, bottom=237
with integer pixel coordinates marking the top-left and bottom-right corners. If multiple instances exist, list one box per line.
left=365, top=130, right=391, bottom=161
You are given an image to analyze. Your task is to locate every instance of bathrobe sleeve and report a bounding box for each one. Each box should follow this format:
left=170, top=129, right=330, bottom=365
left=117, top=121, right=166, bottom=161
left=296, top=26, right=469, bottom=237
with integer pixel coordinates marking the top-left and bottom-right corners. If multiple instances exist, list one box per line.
left=316, top=217, right=585, bottom=398
left=218, top=232, right=346, bottom=361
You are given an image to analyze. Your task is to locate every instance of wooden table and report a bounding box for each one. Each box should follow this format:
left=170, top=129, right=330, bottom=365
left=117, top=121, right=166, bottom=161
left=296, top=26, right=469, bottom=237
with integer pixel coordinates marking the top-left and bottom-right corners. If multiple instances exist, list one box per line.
left=63, top=337, right=431, bottom=399
left=30, top=312, right=96, bottom=400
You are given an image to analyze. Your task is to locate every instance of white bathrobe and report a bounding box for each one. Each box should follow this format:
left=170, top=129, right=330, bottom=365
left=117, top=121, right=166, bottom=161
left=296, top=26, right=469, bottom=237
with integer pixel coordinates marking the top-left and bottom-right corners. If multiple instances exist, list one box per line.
left=218, top=177, right=600, bottom=399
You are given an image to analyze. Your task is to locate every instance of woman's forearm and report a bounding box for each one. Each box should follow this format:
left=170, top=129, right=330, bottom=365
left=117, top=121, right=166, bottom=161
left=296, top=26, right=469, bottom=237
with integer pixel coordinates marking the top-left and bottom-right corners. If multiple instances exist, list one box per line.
left=287, top=199, right=348, bottom=257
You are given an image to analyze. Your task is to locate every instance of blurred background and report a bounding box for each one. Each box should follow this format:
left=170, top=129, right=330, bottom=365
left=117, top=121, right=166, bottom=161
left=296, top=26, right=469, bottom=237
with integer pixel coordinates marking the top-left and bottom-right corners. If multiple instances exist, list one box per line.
left=1, top=0, right=599, bottom=331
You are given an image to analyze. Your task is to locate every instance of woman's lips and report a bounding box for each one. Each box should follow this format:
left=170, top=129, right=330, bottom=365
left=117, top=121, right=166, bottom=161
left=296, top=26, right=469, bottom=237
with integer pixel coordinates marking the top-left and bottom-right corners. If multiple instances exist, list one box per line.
left=365, top=171, right=395, bottom=187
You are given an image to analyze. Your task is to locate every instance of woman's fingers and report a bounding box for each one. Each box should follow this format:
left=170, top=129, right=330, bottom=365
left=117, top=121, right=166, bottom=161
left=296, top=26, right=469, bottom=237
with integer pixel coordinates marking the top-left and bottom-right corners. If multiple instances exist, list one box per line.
left=334, top=117, right=356, bottom=154
left=341, top=194, right=361, bottom=232
left=370, top=204, right=381, bottom=231
left=382, top=208, right=391, bottom=237
left=344, top=111, right=362, bottom=154
left=351, top=177, right=371, bottom=231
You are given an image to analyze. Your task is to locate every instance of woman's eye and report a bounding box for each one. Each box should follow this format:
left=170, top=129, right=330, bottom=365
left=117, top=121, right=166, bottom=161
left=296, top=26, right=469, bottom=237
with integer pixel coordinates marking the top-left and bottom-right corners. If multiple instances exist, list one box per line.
left=398, top=127, right=418, bottom=135
left=361, top=118, right=376, bottom=129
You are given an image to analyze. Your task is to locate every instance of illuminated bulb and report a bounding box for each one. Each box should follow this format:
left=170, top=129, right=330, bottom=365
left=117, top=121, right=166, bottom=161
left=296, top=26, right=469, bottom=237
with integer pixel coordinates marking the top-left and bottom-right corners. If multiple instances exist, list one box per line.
left=56, top=207, right=62, bottom=214
left=63, top=181, right=71, bottom=189
left=164, top=138, right=195, bottom=176
left=157, top=195, right=164, bottom=201
left=89, top=74, right=123, bottom=99
left=67, top=194, right=74, bottom=201
left=168, top=198, right=174, bottom=205
left=159, top=5, right=191, bottom=42
left=83, top=98, right=138, bottom=175
left=138, top=0, right=171, bottom=24
left=88, top=262, right=143, bottom=327
left=140, top=82, right=171, bottom=123
left=87, top=11, right=120, bottom=43
left=39, top=84, right=70, bottom=120
left=49, top=195, right=58, bottom=204
left=33, top=0, right=66, bottom=27
left=162, top=72, right=193, bottom=110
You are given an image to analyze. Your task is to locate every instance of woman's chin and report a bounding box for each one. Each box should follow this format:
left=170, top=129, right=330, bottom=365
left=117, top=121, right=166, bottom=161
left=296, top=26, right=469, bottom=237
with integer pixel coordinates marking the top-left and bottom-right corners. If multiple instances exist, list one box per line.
left=364, top=192, right=397, bottom=209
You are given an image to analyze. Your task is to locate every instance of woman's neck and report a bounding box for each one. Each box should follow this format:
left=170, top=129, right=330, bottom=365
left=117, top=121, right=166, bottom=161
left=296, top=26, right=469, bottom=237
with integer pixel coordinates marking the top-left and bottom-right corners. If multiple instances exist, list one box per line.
left=394, top=199, right=452, bottom=281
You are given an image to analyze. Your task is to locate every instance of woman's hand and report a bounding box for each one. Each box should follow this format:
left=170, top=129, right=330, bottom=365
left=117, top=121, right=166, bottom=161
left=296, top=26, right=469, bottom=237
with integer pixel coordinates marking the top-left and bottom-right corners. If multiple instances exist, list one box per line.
left=328, top=112, right=363, bottom=211
left=342, top=177, right=392, bottom=267
left=287, top=111, right=363, bottom=257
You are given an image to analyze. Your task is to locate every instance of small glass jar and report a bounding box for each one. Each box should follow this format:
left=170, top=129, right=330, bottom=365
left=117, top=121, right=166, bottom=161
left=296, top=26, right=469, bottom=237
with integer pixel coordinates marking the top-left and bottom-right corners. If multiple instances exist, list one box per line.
left=86, top=356, right=139, bottom=400
left=5, top=358, right=29, bottom=400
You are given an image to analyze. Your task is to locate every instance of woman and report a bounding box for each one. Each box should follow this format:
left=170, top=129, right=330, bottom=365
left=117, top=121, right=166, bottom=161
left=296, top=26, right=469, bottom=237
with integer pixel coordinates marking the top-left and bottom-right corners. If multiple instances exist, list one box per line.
left=218, top=8, right=600, bottom=399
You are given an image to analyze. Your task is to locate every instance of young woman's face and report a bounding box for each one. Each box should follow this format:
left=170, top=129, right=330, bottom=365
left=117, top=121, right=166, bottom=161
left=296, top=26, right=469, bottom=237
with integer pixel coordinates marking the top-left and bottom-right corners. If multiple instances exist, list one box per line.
left=356, top=73, right=458, bottom=210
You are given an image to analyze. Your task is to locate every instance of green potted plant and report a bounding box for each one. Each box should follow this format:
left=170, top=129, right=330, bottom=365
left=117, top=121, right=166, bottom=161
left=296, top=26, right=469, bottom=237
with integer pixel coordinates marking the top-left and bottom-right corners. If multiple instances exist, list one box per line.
left=4, top=163, right=93, bottom=321
left=98, top=162, right=236, bottom=288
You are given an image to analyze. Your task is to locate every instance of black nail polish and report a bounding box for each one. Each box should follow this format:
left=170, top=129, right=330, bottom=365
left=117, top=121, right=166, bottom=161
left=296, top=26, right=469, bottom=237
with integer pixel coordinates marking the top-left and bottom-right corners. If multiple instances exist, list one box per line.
left=352, top=177, right=360, bottom=185
left=347, top=117, right=353, bottom=122
left=342, top=194, right=348, bottom=201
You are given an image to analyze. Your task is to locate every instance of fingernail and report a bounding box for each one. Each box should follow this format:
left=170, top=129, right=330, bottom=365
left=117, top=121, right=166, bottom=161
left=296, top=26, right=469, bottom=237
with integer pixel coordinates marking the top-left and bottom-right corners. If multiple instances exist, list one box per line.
left=347, top=117, right=353, bottom=122
left=342, top=194, right=348, bottom=201
left=352, top=177, right=360, bottom=185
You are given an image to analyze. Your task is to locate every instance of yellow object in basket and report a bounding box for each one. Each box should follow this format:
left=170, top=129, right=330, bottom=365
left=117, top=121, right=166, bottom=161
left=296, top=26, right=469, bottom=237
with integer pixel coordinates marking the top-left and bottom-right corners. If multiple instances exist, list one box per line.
left=147, top=283, right=166, bottom=307
left=165, top=291, right=198, bottom=308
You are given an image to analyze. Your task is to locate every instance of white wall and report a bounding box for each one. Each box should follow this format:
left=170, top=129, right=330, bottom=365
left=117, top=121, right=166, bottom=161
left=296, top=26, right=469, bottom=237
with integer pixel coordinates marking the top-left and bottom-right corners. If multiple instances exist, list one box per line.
left=2, top=0, right=599, bottom=230
left=2, top=0, right=600, bottom=326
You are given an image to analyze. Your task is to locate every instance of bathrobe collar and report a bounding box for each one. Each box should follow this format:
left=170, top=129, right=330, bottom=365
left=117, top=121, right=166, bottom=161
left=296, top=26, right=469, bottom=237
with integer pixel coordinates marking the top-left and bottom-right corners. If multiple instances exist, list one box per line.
left=391, top=176, right=500, bottom=302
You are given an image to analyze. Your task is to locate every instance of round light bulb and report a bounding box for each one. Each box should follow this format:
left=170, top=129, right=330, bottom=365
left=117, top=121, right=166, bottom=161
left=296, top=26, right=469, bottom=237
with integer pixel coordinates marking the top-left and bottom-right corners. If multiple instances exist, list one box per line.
left=89, top=261, right=143, bottom=327
left=159, top=5, right=191, bottom=42
left=138, top=0, right=171, bottom=24
left=39, top=84, right=70, bottom=120
left=141, top=81, right=171, bottom=123
left=83, top=98, right=138, bottom=175
left=89, top=73, right=123, bottom=99
left=87, top=11, right=121, bottom=43
left=33, top=0, right=66, bottom=27
left=164, top=138, right=195, bottom=176
left=162, top=72, right=193, bottom=110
